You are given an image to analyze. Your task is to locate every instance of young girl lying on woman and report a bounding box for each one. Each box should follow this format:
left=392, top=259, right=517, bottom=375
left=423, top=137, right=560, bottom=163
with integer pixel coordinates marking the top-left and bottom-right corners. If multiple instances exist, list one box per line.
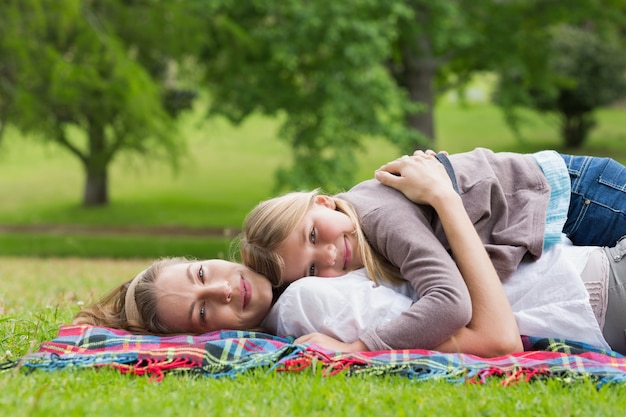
left=240, top=148, right=626, bottom=353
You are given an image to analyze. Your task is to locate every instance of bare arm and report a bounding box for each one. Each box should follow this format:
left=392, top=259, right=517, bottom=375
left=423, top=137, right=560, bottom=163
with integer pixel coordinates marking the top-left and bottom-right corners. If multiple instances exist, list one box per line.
left=375, top=152, right=522, bottom=356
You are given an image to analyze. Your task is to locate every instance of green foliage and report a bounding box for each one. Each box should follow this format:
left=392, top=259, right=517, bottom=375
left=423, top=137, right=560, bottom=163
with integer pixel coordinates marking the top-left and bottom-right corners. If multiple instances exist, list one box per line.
left=199, top=0, right=420, bottom=193
left=192, top=0, right=626, bottom=191
left=2, top=0, right=623, bottom=197
left=496, top=24, right=626, bottom=148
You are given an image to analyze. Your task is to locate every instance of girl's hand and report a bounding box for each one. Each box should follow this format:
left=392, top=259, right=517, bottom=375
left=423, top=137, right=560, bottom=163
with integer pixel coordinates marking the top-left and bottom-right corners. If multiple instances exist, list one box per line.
left=294, top=332, right=368, bottom=352
left=375, top=151, right=455, bottom=207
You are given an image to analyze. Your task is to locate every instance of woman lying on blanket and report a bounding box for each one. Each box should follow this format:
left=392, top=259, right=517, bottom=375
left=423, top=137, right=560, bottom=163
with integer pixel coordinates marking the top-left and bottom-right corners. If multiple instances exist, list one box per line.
left=74, top=152, right=520, bottom=356
left=74, top=153, right=626, bottom=356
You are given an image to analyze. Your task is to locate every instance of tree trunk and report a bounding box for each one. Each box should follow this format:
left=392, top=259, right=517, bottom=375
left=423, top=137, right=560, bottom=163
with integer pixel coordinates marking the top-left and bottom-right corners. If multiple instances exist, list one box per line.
left=562, top=112, right=594, bottom=148
left=83, top=164, right=108, bottom=206
left=391, top=33, right=439, bottom=151
left=82, top=121, right=109, bottom=206
left=404, top=60, right=437, bottom=148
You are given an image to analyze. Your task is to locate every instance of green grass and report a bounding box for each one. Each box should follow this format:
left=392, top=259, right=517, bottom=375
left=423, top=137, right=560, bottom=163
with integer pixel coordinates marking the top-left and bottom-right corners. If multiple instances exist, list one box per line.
left=0, top=233, right=232, bottom=259
left=3, top=369, right=625, bottom=417
left=2, top=258, right=626, bottom=416
left=0, top=110, right=401, bottom=228
left=0, top=113, right=290, bottom=228
left=0, top=108, right=401, bottom=258
left=436, top=102, right=626, bottom=157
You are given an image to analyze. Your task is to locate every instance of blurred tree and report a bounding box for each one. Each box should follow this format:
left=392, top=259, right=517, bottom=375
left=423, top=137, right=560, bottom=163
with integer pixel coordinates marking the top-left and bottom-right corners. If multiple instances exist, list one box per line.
left=197, top=0, right=422, bottom=193
left=0, top=0, right=203, bottom=206
left=496, top=22, right=626, bottom=148
left=2, top=0, right=623, bottom=200
left=195, top=0, right=623, bottom=192
left=387, top=0, right=488, bottom=146
left=388, top=0, right=626, bottom=148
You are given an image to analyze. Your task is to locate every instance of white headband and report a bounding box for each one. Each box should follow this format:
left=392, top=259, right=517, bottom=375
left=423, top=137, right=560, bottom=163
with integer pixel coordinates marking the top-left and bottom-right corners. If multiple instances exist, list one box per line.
left=124, top=269, right=147, bottom=325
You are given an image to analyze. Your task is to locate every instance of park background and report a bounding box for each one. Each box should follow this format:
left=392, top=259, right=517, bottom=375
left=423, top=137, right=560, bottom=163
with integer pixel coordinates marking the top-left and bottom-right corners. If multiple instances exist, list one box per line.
left=1, top=1, right=626, bottom=416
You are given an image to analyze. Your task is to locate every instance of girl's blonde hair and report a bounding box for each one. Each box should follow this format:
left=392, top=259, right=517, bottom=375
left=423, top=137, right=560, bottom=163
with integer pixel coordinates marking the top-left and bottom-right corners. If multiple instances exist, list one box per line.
left=240, top=190, right=400, bottom=286
left=73, top=257, right=190, bottom=335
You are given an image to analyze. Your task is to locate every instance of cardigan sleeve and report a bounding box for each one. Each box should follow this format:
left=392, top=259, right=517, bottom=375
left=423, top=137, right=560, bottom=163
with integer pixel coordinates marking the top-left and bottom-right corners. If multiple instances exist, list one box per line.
left=343, top=184, right=472, bottom=351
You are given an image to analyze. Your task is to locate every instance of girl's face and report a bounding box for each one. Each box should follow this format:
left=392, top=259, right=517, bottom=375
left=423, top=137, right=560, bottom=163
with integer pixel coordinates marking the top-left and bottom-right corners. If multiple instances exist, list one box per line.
left=154, top=260, right=273, bottom=333
left=278, top=195, right=363, bottom=282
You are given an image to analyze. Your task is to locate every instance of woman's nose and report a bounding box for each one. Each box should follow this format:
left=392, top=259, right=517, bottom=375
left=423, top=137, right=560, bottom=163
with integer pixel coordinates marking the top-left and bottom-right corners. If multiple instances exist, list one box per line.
left=199, top=281, right=232, bottom=303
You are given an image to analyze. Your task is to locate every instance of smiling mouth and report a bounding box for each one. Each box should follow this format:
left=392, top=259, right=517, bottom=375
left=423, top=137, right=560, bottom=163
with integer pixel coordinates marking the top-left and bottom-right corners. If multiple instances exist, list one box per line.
left=240, top=276, right=251, bottom=309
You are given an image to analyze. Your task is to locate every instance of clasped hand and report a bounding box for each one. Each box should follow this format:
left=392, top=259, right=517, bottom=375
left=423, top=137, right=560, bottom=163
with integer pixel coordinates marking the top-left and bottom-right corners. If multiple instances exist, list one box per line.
left=375, top=150, right=455, bottom=206
left=295, top=333, right=368, bottom=352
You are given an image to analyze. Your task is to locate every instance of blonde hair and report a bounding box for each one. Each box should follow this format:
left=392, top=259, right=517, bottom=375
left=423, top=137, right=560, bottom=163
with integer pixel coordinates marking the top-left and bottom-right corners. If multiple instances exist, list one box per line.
left=240, top=190, right=400, bottom=285
left=73, top=257, right=190, bottom=335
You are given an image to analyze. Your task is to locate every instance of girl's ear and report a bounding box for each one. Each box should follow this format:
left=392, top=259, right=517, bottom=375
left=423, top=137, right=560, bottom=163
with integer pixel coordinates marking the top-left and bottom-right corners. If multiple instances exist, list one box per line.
left=314, top=195, right=337, bottom=209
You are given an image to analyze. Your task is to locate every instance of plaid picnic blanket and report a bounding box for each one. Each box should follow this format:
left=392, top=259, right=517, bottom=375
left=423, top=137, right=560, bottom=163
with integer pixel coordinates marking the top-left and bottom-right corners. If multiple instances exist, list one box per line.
left=3, top=324, right=626, bottom=387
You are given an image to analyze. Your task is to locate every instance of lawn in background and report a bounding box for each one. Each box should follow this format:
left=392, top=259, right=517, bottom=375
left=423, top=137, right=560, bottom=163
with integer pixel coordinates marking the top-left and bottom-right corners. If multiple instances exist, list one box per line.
left=0, top=109, right=400, bottom=259
left=0, top=101, right=624, bottom=259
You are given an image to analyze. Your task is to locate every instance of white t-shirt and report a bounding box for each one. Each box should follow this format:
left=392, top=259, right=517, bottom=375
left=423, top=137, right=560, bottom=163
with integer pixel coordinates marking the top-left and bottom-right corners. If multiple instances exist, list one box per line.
left=262, top=241, right=610, bottom=350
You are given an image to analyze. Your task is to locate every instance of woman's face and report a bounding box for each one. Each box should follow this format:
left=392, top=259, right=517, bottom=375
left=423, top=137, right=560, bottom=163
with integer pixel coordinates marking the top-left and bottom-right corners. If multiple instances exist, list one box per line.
left=154, top=260, right=273, bottom=333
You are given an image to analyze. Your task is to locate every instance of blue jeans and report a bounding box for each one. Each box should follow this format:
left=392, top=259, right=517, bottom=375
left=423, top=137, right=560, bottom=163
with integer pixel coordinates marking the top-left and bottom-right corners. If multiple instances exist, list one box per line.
left=560, top=154, right=626, bottom=246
